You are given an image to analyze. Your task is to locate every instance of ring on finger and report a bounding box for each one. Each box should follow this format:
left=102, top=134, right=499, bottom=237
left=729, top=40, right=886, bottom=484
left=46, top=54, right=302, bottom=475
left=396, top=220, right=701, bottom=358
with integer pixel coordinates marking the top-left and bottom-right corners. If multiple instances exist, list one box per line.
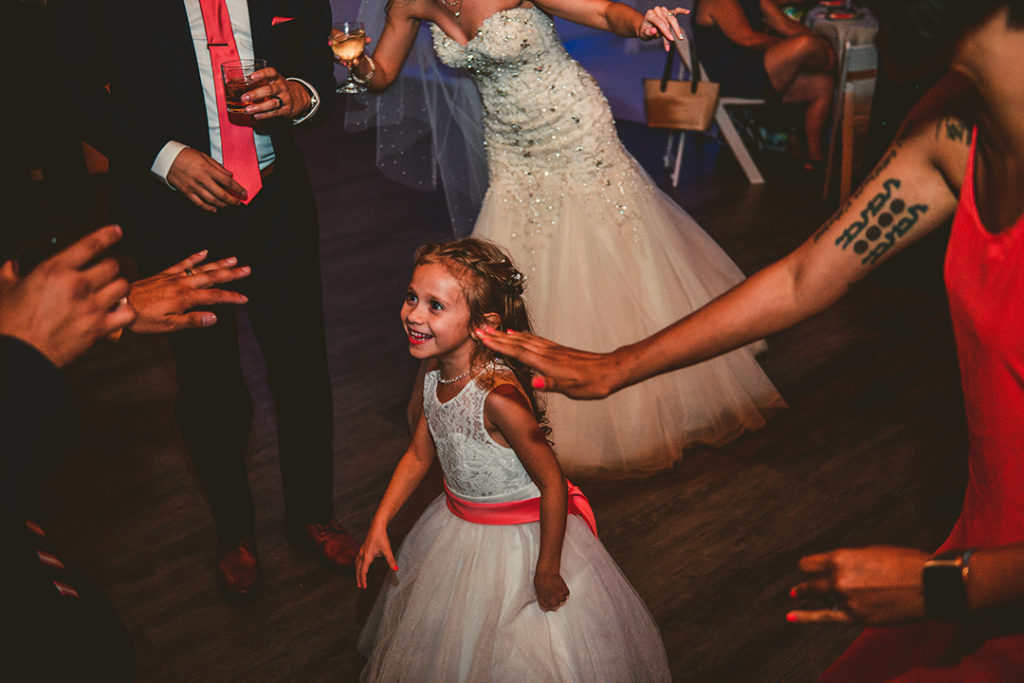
left=824, top=591, right=845, bottom=610
left=184, top=268, right=195, bottom=276
left=272, top=95, right=284, bottom=109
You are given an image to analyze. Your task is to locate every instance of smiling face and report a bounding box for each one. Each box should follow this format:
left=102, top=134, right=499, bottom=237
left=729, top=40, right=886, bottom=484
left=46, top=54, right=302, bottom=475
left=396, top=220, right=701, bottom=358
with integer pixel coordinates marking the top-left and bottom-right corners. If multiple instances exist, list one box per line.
left=402, top=262, right=478, bottom=369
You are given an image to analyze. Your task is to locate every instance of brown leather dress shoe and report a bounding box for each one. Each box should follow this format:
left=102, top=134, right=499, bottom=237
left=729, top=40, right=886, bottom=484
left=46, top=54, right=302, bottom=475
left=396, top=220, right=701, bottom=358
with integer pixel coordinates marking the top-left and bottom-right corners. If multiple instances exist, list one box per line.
left=287, top=519, right=360, bottom=573
left=215, top=540, right=261, bottom=602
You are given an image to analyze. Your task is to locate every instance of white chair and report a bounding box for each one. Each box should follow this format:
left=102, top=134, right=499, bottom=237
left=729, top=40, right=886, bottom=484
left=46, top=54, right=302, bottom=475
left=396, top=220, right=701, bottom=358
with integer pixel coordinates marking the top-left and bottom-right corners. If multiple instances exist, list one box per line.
left=822, top=41, right=878, bottom=201
left=663, top=28, right=767, bottom=187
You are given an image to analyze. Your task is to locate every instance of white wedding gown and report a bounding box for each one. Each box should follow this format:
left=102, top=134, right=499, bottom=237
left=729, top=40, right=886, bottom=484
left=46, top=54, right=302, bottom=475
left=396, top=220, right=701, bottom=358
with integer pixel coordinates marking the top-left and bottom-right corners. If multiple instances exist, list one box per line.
left=432, top=6, right=786, bottom=478
left=358, top=363, right=670, bottom=681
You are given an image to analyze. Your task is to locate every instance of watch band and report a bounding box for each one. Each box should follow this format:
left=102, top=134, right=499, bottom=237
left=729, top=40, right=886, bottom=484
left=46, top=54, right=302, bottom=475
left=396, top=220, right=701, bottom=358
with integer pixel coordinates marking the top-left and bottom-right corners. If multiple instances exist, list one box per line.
left=922, top=548, right=973, bottom=619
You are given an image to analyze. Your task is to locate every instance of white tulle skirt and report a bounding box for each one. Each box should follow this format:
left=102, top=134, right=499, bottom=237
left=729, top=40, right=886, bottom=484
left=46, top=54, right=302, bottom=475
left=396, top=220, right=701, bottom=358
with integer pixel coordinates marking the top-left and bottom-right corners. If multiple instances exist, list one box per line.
left=472, top=157, right=787, bottom=479
left=358, top=495, right=670, bottom=682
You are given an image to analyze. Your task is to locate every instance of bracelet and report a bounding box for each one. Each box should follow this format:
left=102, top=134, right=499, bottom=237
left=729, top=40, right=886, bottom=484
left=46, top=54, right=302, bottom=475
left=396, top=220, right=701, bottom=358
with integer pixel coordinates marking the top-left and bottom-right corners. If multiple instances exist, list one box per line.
left=350, top=54, right=375, bottom=85
left=922, top=548, right=974, bottom=619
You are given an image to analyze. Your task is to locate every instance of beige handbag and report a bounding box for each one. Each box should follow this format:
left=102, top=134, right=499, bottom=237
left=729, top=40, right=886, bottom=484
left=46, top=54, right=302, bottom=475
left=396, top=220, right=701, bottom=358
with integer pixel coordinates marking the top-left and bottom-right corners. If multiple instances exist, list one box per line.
left=643, top=38, right=720, bottom=132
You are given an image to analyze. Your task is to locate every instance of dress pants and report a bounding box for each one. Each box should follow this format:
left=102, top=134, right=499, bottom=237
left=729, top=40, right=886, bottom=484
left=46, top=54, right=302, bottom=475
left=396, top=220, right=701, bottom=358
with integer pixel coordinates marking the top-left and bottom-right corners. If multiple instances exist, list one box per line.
left=131, top=169, right=334, bottom=544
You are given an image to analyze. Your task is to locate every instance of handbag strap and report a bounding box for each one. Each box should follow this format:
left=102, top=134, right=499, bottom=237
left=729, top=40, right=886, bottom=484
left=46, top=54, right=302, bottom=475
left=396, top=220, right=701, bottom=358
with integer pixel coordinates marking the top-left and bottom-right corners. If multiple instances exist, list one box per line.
left=658, top=36, right=702, bottom=95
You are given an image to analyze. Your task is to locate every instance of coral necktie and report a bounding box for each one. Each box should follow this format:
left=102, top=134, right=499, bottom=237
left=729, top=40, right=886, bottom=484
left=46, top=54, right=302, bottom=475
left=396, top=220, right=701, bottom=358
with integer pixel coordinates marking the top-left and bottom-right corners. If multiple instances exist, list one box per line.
left=198, top=0, right=262, bottom=204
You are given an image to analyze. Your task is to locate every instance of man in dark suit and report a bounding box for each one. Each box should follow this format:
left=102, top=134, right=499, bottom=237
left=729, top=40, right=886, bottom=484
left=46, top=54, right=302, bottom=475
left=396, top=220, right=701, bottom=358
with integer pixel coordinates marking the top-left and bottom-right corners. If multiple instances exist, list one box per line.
left=49, top=0, right=358, bottom=601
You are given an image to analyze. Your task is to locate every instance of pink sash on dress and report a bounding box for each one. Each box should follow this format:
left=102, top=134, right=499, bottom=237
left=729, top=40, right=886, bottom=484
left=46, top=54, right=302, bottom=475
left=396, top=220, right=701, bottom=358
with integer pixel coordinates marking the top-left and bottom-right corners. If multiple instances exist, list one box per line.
left=444, top=480, right=598, bottom=537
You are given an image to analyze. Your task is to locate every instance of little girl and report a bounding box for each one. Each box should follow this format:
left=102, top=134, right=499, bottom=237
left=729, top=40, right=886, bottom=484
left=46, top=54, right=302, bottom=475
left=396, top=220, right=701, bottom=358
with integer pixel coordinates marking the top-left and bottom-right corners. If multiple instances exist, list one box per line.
left=356, top=239, right=670, bottom=681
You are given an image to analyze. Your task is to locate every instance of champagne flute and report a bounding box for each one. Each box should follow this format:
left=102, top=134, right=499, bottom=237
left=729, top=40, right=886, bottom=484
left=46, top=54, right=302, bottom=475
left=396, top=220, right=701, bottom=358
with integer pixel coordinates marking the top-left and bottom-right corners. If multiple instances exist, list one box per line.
left=331, top=21, right=367, bottom=94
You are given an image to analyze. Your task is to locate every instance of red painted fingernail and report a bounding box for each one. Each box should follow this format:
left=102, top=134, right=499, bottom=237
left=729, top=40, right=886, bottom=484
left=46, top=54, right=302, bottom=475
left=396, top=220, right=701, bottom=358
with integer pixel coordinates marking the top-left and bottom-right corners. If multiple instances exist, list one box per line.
left=786, top=612, right=798, bottom=623
left=506, top=329, right=517, bottom=334
left=475, top=328, right=486, bottom=336
left=532, top=376, right=545, bottom=389
left=789, top=587, right=798, bottom=598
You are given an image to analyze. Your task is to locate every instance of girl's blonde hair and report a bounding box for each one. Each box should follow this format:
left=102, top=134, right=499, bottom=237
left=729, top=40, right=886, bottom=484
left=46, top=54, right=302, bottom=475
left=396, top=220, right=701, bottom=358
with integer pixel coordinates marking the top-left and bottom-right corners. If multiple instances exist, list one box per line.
left=414, top=238, right=550, bottom=439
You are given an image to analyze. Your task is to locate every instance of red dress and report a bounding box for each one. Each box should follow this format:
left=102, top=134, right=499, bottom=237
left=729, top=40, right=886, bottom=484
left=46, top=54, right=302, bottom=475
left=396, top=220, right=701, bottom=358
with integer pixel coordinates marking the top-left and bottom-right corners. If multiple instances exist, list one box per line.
left=821, top=132, right=1024, bottom=680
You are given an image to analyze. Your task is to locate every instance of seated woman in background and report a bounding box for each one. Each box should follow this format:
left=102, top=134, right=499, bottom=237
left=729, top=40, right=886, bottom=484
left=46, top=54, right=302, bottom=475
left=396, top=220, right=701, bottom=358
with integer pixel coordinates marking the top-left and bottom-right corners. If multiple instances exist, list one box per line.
left=692, top=0, right=835, bottom=170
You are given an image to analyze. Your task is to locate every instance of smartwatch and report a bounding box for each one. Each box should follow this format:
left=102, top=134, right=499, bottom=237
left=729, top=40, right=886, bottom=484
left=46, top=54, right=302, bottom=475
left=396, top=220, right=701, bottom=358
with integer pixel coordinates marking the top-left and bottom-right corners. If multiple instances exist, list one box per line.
left=922, top=548, right=973, bottom=619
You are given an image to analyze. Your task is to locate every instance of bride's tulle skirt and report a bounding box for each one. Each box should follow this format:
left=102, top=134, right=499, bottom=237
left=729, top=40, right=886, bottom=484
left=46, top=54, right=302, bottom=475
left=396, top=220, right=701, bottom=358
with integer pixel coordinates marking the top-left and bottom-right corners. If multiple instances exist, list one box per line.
left=473, top=157, right=787, bottom=479
left=358, top=495, right=670, bottom=682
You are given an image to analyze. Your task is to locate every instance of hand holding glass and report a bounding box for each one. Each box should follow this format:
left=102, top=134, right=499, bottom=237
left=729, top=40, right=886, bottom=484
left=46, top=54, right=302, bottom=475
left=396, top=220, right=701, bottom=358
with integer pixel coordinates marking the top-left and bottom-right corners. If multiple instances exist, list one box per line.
left=331, top=21, right=367, bottom=94
left=221, top=58, right=268, bottom=113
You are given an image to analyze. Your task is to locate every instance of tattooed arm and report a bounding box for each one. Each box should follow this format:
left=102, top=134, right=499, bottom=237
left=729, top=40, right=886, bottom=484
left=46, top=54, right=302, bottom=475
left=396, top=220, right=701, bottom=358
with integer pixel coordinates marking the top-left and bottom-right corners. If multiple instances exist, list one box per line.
left=480, top=86, right=971, bottom=398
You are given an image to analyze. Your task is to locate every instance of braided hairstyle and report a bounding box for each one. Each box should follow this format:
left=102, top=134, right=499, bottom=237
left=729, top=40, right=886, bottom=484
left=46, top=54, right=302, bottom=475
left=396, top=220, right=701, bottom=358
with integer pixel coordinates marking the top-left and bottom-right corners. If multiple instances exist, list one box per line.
left=414, top=238, right=551, bottom=439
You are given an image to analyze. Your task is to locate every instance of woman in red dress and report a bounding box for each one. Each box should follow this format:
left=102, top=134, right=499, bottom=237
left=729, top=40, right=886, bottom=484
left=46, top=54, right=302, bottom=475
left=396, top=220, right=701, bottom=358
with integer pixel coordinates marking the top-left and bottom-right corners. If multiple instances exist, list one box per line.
left=480, top=0, right=1024, bottom=677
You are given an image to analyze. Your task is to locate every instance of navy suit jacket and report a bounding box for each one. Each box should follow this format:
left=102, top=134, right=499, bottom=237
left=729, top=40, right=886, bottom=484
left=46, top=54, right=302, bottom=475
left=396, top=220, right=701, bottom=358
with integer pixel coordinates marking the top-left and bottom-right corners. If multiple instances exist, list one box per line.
left=49, top=0, right=334, bottom=254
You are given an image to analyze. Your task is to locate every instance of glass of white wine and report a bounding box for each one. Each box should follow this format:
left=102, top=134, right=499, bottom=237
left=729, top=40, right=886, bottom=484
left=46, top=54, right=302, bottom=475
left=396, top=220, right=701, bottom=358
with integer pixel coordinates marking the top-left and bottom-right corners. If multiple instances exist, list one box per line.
left=331, top=21, right=367, bottom=94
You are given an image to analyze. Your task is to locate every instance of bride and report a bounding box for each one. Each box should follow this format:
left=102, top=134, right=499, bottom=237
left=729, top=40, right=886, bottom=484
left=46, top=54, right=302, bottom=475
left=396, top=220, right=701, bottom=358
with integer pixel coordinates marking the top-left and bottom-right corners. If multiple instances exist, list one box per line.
left=346, top=0, right=786, bottom=478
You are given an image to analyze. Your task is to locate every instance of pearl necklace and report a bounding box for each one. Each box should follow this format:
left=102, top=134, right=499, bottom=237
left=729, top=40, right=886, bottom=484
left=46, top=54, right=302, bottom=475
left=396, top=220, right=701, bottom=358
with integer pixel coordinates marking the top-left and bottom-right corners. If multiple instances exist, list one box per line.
left=437, top=366, right=477, bottom=385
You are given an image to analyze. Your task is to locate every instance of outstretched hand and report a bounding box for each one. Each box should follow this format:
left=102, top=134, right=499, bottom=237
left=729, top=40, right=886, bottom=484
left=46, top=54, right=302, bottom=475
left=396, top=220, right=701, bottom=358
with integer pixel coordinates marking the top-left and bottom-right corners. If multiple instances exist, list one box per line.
left=640, top=6, right=689, bottom=51
left=476, top=327, right=621, bottom=399
left=787, top=546, right=930, bottom=625
left=127, top=251, right=251, bottom=334
left=0, top=225, right=134, bottom=367
left=356, top=524, right=399, bottom=589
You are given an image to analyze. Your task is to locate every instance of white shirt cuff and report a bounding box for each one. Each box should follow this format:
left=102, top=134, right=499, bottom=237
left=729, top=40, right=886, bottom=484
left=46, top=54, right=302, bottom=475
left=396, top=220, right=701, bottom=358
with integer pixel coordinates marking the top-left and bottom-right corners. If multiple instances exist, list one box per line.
left=287, top=77, right=320, bottom=125
left=151, top=141, right=189, bottom=189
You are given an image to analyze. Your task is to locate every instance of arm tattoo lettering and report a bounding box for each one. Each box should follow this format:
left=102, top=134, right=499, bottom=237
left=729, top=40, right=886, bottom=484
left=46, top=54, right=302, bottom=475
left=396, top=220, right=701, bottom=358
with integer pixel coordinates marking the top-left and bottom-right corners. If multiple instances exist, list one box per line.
left=833, top=178, right=928, bottom=265
left=813, top=142, right=901, bottom=243
left=861, top=203, right=928, bottom=265
left=935, top=116, right=973, bottom=145
left=835, top=178, right=900, bottom=248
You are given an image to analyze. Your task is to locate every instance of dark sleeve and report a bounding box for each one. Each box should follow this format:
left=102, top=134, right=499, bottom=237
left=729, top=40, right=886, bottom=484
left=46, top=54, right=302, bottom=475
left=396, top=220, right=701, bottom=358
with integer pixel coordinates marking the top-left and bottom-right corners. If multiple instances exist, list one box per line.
left=0, top=336, right=71, bottom=518
left=48, top=0, right=172, bottom=173
left=289, top=0, right=336, bottom=123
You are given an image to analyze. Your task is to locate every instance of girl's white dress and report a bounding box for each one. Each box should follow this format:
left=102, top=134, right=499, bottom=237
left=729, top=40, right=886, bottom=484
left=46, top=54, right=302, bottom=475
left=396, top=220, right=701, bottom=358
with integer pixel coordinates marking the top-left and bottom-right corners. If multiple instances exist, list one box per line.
left=358, top=364, right=670, bottom=681
left=431, top=7, right=786, bottom=478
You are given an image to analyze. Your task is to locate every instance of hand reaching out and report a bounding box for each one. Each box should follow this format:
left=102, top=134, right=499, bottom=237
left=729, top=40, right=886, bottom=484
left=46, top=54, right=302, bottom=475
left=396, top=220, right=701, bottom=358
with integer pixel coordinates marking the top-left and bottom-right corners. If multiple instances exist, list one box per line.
left=787, top=546, right=930, bottom=624
left=477, top=327, right=622, bottom=399
left=535, top=570, right=570, bottom=611
left=639, top=6, right=690, bottom=51
left=0, top=225, right=134, bottom=367
left=127, top=250, right=251, bottom=334
left=356, top=524, right=399, bottom=589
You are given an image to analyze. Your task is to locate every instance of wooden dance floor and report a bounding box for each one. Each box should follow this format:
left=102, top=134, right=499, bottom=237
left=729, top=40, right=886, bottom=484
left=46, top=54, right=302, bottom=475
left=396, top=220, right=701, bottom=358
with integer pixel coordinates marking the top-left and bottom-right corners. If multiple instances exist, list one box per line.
left=43, top=108, right=966, bottom=681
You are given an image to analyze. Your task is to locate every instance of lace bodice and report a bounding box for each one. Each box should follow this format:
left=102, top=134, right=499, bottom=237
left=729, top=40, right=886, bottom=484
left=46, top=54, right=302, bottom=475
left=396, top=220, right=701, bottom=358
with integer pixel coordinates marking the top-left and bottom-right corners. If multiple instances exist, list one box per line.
left=430, top=7, right=656, bottom=264
left=424, top=362, right=539, bottom=502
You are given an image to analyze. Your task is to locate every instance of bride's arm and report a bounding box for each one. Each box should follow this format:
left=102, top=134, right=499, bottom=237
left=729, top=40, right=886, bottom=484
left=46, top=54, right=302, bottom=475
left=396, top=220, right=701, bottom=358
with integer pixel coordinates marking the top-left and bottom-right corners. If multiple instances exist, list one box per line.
left=348, top=0, right=424, bottom=90
left=533, top=0, right=687, bottom=46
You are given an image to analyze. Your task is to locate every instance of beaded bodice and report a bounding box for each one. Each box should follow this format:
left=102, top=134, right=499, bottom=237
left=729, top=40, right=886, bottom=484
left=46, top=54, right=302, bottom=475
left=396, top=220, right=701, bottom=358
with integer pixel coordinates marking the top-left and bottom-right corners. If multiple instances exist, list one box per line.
left=424, top=362, right=539, bottom=501
left=430, top=7, right=655, bottom=262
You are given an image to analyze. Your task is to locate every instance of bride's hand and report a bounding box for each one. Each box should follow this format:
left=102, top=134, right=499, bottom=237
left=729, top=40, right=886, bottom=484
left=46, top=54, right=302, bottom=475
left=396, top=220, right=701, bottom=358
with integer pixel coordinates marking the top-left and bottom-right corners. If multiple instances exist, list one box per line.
left=639, top=7, right=689, bottom=51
